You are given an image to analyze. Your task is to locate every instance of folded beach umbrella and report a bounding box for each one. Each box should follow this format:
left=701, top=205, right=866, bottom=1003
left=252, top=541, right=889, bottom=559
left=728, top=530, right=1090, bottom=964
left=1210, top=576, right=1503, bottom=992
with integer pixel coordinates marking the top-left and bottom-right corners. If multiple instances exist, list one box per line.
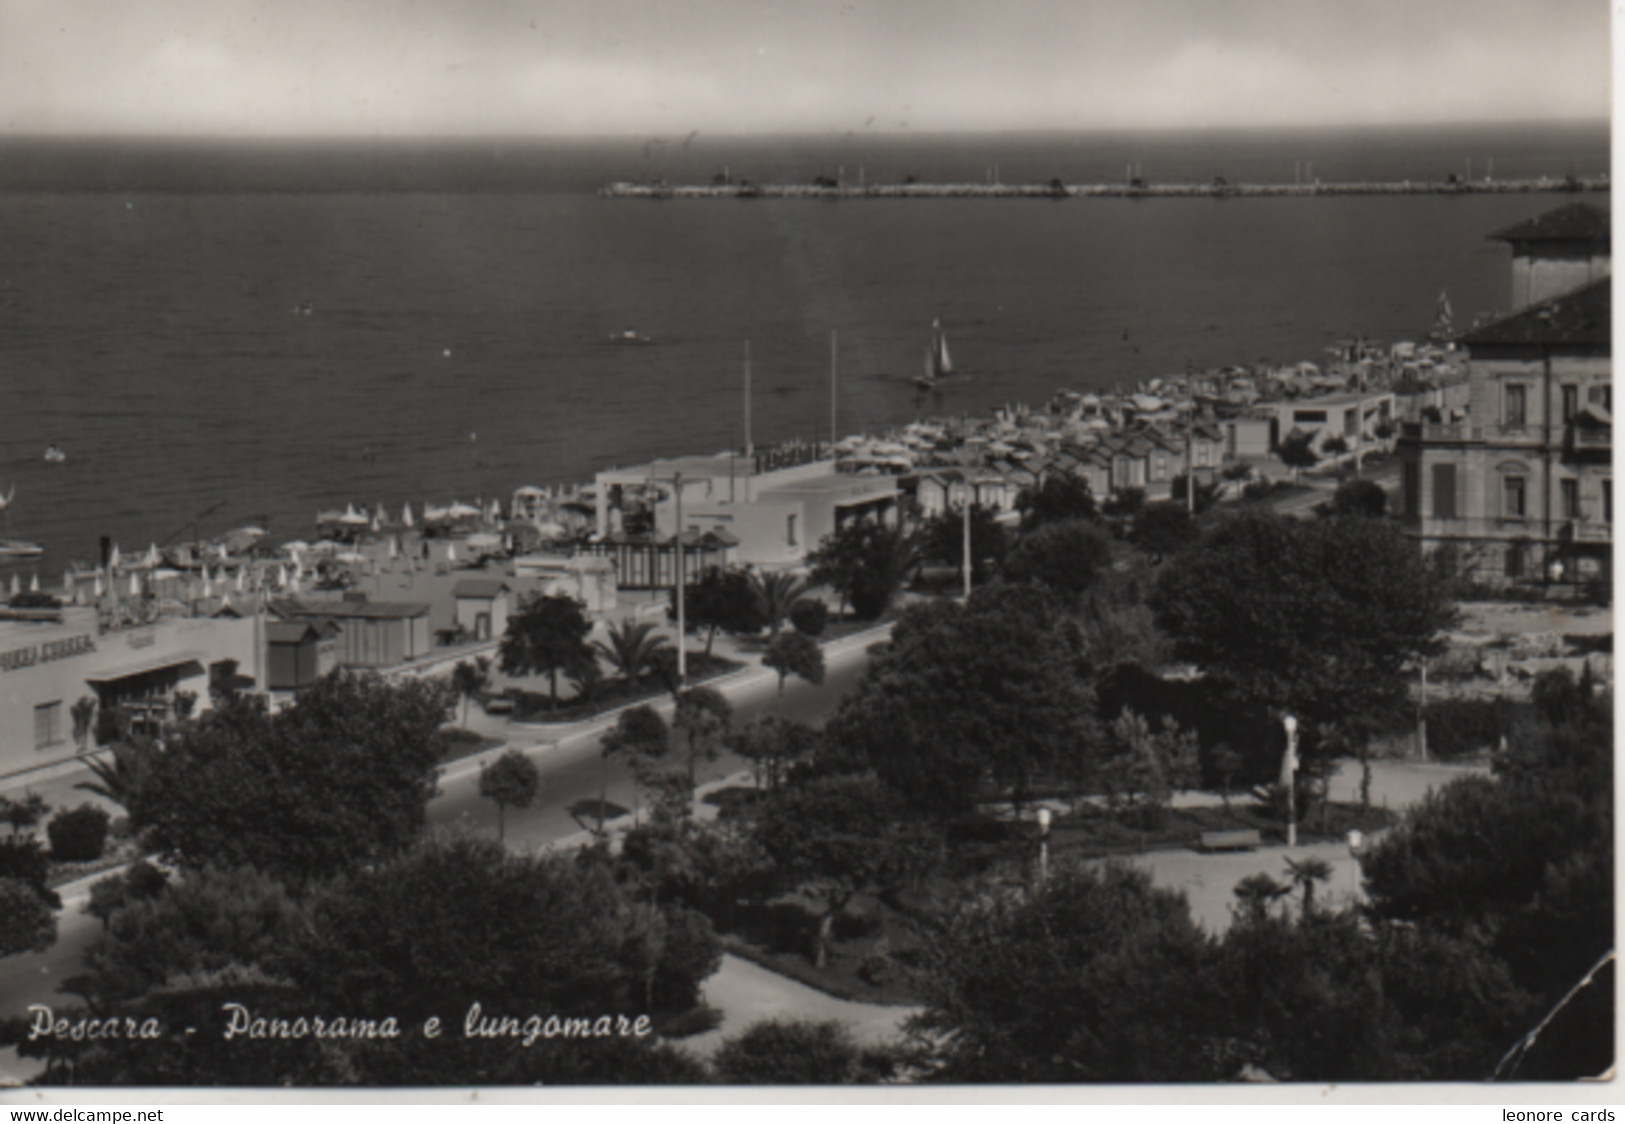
left=29, top=573, right=39, bottom=593
left=402, top=503, right=415, bottom=528
left=8, top=575, right=17, bottom=597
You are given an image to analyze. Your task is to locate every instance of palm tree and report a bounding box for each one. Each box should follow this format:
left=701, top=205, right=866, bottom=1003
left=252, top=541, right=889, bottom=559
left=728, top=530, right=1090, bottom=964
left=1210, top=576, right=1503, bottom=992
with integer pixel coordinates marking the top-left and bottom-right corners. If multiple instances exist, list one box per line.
left=74, top=736, right=157, bottom=814
left=749, top=570, right=808, bottom=638
left=1284, top=856, right=1333, bottom=923
left=592, top=619, right=672, bottom=686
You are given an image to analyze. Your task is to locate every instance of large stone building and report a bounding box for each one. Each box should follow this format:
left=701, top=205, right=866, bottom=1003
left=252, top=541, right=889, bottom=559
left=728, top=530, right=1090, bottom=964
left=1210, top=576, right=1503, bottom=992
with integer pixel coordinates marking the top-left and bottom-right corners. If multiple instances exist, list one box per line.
left=1399, top=203, right=1611, bottom=590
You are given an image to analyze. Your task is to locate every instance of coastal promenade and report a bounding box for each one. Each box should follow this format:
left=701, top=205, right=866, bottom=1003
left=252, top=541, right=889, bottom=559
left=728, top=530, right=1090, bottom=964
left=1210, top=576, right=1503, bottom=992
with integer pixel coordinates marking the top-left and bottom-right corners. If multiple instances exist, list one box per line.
left=602, top=177, right=1609, bottom=200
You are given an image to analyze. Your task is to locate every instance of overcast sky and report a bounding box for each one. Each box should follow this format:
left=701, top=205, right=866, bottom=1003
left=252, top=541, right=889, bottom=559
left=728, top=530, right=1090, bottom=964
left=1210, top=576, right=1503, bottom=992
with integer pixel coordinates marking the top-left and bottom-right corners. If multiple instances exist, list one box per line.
left=0, top=0, right=1610, bottom=136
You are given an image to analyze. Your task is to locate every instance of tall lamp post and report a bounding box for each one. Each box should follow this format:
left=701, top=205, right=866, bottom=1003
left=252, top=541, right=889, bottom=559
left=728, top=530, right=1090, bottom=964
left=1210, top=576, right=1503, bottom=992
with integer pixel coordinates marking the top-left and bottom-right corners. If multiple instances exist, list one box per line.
left=1281, top=714, right=1299, bottom=848
left=1036, top=805, right=1052, bottom=886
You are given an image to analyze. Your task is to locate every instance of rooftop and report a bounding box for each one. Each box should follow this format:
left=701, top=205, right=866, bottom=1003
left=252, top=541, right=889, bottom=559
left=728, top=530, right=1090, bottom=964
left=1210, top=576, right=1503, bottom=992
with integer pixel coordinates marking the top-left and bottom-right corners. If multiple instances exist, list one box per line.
left=1490, top=203, right=1611, bottom=246
left=272, top=596, right=431, bottom=621
left=1460, top=278, right=1612, bottom=351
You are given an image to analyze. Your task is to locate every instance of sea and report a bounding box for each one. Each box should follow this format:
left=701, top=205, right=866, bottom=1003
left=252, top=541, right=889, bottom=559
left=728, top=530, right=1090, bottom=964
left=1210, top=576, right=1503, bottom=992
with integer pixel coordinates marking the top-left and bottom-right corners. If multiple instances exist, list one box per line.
left=0, top=121, right=1609, bottom=572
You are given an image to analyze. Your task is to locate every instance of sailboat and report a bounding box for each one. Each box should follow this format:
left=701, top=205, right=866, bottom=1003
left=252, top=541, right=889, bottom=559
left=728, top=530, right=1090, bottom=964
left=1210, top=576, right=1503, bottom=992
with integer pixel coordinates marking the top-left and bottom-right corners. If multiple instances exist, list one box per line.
left=915, top=318, right=953, bottom=390
left=0, top=485, right=43, bottom=559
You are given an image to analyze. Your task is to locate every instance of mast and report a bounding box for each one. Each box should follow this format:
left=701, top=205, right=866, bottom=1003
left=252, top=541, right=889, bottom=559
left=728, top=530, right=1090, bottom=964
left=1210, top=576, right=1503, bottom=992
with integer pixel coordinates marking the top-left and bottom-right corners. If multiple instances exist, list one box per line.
left=830, top=329, right=839, bottom=455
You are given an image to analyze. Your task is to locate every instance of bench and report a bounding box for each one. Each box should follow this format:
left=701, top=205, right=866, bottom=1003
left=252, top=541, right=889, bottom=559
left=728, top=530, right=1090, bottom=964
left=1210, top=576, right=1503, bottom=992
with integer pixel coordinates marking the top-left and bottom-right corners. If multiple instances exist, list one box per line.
left=1199, top=829, right=1262, bottom=853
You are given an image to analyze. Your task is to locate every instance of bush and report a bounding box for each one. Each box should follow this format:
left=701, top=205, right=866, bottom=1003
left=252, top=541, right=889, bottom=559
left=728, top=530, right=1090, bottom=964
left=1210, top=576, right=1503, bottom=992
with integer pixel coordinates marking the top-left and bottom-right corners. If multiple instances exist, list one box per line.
left=0, top=837, right=60, bottom=907
left=1424, top=698, right=1519, bottom=760
left=84, top=859, right=169, bottom=929
left=788, top=597, right=828, bottom=637
left=47, top=803, right=112, bottom=862
left=0, top=877, right=56, bottom=955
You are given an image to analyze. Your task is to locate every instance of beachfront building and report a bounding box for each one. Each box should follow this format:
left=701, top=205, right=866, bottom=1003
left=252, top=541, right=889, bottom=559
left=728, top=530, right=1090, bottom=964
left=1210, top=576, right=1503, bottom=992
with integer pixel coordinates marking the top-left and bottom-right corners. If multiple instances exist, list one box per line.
left=270, top=594, right=433, bottom=669
left=0, top=603, right=257, bottom=780
left=590, top=448, right=899, bottom=582
left=264, top=619, right=341, bottom=691
left=513, top=553, right=619, bottom=612
left=452, top=579, right=511, bottom=642
left=1398, top=276, right=1611, bottom=590
left=1265, top=390, right=1397, bottom=455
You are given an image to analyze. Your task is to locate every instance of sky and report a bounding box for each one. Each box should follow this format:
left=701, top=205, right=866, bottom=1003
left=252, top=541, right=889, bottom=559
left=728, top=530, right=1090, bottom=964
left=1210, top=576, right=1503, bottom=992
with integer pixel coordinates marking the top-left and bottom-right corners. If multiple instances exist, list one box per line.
left=0, top=0, right=1611, bottom=136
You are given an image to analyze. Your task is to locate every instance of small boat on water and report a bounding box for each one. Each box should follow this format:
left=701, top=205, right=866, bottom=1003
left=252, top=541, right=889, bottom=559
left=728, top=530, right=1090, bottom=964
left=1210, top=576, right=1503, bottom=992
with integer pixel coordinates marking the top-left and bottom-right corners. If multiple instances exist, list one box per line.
left=0, top=540, right=44, bottom=559
left=44, top=445, right=66, bottom=463
left=610, top=330, right=654, bottom=345
left=915, top=318, right=953, bottom=390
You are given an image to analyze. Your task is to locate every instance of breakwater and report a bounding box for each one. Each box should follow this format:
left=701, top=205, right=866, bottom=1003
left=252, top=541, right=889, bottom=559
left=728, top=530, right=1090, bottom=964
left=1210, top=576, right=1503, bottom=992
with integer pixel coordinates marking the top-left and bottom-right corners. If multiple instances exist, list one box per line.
left=602, top=177, right=1608, bottom=200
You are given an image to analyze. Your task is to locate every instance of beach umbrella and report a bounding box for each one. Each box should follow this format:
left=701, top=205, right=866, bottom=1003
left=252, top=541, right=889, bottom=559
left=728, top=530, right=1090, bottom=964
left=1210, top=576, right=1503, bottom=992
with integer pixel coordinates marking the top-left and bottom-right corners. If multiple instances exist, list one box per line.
left=371, top=509, right=383, bottom=533
left=93, top=574, right=104, bottom=598
left=402, top=503, right=414, bottom=528
left=8, top=575, right=17, bottom=597
left=145, top=543, right=161, bottom=568
left=202, top=573, right=213, bottom=598
left=235, top=567, right=246, bottom=593
left=447, top=500, right=480, bottom=520
left=340, top=503, right=368, bottom=527
left=108, top=544, right=122, bottom=569
left=488, top=498, right=502, bottom=523
left=465, top=532, right=501, bottom=551
left=445, top=543, right=458, bottom=563
left=277, top=564, right=288, bottom=588
left=287, top=571, right=301, bottom=594
left=128, top=572, right=141, bottom=597
left=29, top=573, right=39, bottom=593
left=388, top=536, right=399, bottom=560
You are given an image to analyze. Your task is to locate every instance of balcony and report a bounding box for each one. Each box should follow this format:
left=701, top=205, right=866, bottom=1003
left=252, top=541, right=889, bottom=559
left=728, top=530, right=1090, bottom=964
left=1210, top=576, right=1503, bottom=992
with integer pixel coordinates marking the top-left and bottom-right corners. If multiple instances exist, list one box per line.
left=1401, top=421, right=1480, bottom=443
left=1561, top=519, right=1612, bottom=544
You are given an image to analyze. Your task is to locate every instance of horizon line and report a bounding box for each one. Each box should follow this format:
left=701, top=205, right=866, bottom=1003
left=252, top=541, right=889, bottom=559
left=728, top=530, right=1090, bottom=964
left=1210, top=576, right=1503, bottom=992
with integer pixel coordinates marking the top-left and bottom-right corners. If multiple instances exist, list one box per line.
left=0, top=116, right=1610, bottom=145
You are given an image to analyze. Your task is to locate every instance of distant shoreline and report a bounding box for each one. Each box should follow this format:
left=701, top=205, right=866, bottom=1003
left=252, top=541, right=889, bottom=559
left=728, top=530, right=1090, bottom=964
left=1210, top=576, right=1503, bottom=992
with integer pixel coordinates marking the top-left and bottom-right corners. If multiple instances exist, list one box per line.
left=602, top=178, right=1608, bottom=200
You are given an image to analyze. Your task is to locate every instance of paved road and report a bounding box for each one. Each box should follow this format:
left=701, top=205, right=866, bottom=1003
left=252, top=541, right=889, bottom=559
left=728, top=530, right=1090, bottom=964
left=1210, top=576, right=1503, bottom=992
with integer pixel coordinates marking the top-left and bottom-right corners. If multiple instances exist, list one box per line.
left=0, top=626, right=884, bottom=1085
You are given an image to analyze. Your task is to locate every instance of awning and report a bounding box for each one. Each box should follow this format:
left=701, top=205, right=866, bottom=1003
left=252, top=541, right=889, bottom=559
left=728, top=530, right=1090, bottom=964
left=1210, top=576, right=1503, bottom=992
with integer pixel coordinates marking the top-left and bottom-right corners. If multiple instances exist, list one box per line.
left=83, top=652, right=207, bottom=684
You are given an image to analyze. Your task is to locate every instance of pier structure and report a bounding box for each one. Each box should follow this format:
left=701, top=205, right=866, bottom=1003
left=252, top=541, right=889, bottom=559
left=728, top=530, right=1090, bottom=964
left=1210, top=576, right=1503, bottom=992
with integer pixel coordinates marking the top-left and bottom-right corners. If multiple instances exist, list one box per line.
left=602, top=177, right=1608, bottom=200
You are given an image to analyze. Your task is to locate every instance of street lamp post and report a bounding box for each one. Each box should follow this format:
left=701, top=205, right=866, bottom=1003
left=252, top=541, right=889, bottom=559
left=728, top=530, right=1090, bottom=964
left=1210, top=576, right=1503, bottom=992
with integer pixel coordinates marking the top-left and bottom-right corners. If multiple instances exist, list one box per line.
left=1281, top=714, right=1299, bottom=848
left=1036, top=806, right=1052, bottom=886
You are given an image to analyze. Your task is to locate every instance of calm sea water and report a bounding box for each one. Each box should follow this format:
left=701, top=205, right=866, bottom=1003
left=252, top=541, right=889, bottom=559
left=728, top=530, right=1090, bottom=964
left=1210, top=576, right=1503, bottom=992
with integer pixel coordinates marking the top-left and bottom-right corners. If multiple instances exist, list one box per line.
left=0, top=123, right=1608, bottom=569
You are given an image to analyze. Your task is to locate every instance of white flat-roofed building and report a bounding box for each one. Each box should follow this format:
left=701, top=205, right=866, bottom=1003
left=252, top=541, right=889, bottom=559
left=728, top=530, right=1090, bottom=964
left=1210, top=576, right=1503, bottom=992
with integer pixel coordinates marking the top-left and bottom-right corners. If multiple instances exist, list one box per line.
left=0, top=604, right=256, bottom=781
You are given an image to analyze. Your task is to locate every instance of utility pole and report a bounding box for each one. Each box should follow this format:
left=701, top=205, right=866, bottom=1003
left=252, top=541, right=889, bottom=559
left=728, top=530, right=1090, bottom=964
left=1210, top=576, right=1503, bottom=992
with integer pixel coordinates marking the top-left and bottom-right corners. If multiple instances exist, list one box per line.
left=961, top=494, right=972, bottom=599
left=673, top=473, right=686, bottom=686
left=1186, top=426, right=1196, bottom=515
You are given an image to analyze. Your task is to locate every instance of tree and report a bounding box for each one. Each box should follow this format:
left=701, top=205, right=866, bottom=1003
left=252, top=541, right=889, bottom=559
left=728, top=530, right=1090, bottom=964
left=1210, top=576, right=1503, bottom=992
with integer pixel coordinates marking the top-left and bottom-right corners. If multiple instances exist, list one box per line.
left=0, top=877, right=55, bottom=957
left=684, top=566, right=767, bottom=655
left=825, top=584, right=1100, bottom=822
left=1099, top=709, right=1200, bottom=830
left=479, top=749, right=540, bottom=843
left=1151, top=511, right=1455, bottom=736
left=807, top=519, right=917, bottom=620
left=1015, top=470, right=1098, bottom=530
left=749, top=570, right=808, bottom=637
left=74, top=738, right=156, bottom=814
left=1276, top=430, right=1319, bottom=481
left=999, top=517, right=1113, bottom=597
left=591, top=619, right=670, bottom=685
left=1129, top=502, right=1197, bottom=562
left=911, top=863, right=1217, bottom=1082
left=752, top=774, right=916, bottom=967
left=916, top=504, right=1008, bottom=585
left=729, top=716, right=818, bottom=793
left=787, top=596, right=828, bottom=637
left=711, top=1019, right=874, bottom=1083
left=599, top=704, right=671, bottom=829
left=131, top=672, right=452, bottom=886
left=497, top=593, right=594, bottom=708
left=762, top=630, right=825, bottom=695
left=1282, top=855, right=1333, bottom=922
left=1330, top=478, right=1387, bottom=517
left=70, top=696, right=97, bottom=754
left=1168, top=473, right=1219, bottom=514
left=450, top=656, right=491, bottom=726
left=672, top=685, right=732, bottom=818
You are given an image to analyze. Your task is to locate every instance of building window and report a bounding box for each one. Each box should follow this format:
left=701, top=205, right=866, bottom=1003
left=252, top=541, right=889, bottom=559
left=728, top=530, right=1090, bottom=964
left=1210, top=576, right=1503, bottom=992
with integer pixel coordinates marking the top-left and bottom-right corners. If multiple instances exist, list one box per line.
left=1505, top=544, right=1524, bottom=580
left=1431, top=463, right=1457, bottom=520
left=34, top=701, right=62, bottom=750
left=1503, top=475, right=1527, bottom=520
left=1293, top=410, right=1328, bottom=425
left=786, top=514, right=798, bottom=548
left=1153, top=455, right=1168, bottom=481
left=1344, top=409, right=1358, bottom=437
left=1561, top=479, right=1580, bottom=519
left=1589, top=384, right=1612, bottom=413
left=1504, top=384, right=1527, bottom=428
left=1562, top=384, right=1580, bottom=422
